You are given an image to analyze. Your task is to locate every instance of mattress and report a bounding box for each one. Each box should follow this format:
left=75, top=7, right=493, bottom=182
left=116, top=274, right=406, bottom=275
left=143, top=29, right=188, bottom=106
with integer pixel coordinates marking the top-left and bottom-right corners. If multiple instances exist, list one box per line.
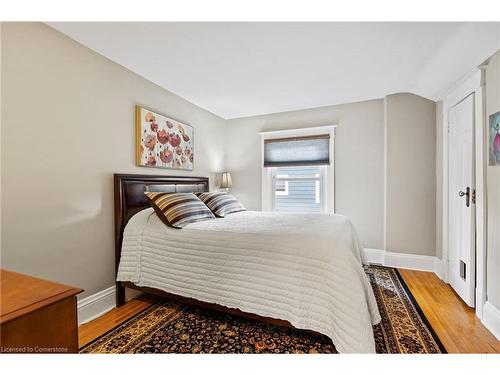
left=117, top=208, right=381, bottom=353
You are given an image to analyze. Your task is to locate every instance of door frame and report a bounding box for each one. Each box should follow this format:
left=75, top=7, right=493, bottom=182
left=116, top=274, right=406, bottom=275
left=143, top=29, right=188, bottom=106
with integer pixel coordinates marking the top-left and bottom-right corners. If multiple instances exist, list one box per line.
left=441, top=68, right=487, bottom=318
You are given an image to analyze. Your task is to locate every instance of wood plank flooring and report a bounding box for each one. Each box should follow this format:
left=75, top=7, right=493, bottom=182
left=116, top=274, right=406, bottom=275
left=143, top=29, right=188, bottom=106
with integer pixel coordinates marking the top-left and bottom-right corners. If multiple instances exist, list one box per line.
left=78, top=270, right=500, bottom=353
left=398, top=269, right=500, bottom=353
left=78, top=294, right=159, bottom=348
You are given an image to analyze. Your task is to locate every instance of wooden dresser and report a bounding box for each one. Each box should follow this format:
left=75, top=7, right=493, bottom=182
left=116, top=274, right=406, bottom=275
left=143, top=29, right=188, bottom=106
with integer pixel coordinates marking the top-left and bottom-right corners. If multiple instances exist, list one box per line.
left=0, top=269, right=82, bottom=353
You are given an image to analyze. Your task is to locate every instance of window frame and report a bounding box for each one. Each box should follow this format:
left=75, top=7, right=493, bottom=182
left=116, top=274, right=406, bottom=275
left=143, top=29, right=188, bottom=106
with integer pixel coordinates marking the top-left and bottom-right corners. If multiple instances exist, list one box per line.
left=260, top=125, right=336, bottom=214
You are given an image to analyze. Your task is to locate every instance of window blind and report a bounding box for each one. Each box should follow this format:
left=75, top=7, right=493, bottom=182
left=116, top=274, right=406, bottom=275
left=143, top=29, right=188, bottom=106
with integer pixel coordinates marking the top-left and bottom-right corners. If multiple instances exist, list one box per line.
left=263, top=134, right=330, bottom=167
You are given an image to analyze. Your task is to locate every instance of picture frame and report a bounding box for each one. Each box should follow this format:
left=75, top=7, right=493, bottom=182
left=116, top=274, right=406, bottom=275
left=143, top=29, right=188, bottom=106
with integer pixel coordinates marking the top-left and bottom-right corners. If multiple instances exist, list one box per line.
left=135, top=105, right=194, bottom=170
left=489, top=110, right=500, bottom=166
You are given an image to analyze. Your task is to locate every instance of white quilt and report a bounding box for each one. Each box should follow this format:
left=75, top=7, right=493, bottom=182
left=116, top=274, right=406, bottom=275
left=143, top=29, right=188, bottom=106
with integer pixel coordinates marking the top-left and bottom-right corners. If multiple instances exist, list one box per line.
left=117, top=208, right=381, bottom=353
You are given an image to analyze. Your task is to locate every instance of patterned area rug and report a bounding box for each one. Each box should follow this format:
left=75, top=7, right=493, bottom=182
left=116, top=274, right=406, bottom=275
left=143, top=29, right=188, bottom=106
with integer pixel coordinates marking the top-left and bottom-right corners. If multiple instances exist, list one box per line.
left=81, top=266, right=446, bottom=354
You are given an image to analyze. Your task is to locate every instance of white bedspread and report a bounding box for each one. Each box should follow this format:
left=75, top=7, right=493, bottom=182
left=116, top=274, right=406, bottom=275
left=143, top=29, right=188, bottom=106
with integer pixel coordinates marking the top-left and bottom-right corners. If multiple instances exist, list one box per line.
left=117, top=208, right=381, bottom=353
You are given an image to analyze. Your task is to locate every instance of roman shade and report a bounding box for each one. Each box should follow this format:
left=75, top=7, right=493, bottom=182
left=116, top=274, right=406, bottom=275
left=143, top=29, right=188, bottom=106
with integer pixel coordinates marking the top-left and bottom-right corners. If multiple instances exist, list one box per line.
left=263, top=134, right=330, bottom=167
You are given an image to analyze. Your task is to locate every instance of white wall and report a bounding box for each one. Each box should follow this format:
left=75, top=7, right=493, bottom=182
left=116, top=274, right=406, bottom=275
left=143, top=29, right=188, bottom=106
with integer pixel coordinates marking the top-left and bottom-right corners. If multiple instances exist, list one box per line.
left=485, top=50, right=500, bottom=310
left=1, top=23, right=226, bottom=299
left=385, top=93, right=437, bottom=256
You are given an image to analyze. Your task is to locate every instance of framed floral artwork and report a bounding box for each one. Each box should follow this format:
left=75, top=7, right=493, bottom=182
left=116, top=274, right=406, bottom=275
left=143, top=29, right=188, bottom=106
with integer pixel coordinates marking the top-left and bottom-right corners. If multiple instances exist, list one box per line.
left=136, top=105, right=194, bottom=170
left=489, top=111, right=500, bottom=166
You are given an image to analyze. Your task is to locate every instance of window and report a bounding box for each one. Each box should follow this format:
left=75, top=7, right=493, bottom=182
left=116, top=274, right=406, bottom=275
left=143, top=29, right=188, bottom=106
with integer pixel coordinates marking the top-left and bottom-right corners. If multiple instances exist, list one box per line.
left=272, top=166, right=325, bottom=212
left=260, top=126, right=335, bottom=213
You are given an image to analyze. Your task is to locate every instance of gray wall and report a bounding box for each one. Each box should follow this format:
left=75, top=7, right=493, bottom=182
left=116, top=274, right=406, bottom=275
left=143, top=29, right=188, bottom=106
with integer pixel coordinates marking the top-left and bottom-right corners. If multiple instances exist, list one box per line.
left=485, top=50, right=500, bottom=310
left=1, top=23, right=226, bottom=299
left=1, top=22, right=440, bottom=302
left=226, top=96, right=437, bottom=254
left=385, top=94, right=437, bottom=256
left=225, top=100, right=385, bottom=249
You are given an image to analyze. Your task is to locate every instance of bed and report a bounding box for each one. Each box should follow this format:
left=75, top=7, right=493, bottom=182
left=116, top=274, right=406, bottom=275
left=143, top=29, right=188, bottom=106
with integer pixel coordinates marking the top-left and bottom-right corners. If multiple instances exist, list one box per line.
left=114, top=174, right=381, bottom=353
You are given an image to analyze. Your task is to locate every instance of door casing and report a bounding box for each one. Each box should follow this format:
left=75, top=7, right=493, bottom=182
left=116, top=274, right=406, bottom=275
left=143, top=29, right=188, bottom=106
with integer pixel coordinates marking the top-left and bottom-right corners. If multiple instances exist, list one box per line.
left=447, top=94, right=476, bottom=307
left=441, top=68, right=486, bottom=318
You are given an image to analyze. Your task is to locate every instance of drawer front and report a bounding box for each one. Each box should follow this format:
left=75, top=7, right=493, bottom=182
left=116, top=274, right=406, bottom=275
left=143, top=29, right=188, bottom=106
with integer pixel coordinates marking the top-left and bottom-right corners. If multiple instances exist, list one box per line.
left=1, top=297, right=79, bottom=353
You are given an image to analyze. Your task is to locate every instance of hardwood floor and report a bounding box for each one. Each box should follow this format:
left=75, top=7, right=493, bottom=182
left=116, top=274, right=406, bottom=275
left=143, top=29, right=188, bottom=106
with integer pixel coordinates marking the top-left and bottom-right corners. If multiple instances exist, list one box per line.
left=398, top=269, right=500, bottom=353
left=78, top=270, right=500, bottom=353
left=78, top=294, right=159, bottom=348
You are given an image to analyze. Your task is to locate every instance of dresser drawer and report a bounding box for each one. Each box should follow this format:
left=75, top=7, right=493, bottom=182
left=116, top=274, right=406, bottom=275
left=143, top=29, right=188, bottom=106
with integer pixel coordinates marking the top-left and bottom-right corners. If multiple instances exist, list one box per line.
left=0, top=269, right=82, bottom=354
left=1, top=297, right=79, bottom=353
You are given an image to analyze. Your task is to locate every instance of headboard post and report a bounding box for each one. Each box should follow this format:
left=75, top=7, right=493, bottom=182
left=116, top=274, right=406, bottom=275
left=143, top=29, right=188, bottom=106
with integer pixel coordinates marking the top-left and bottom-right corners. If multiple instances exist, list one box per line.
left=113, top=173, right=209, bottom=306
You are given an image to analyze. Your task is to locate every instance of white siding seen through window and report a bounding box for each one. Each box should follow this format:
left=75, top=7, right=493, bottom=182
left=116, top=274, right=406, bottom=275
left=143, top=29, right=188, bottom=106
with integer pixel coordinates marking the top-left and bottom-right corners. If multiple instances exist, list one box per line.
left=272, top=166, right=325, bottom=212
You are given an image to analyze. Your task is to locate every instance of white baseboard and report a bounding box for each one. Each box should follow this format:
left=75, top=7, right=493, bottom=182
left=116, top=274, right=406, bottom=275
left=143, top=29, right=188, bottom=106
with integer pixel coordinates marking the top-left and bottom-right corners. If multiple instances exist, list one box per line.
left=384, top=251, right=436, bottom=272
left=77, top=286, right=116, bottom=325
left=433, top=258, right=446, bottom=281
left=475, top=289, right=487, bottom=320
left=482, top=302, right=500, bottom=340
left=363, top=248, right=443, bottom=277
left=362, top=248, right=385, bottom=265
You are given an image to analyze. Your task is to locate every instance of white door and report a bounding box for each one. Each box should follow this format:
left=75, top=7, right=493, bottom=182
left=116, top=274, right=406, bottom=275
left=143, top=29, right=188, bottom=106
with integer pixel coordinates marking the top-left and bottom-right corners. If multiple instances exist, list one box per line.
left=448, top=94, right=475, bottom=307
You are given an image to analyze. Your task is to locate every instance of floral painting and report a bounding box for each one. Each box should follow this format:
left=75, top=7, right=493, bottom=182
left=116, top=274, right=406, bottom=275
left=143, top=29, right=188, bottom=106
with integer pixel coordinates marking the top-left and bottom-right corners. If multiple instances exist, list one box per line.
left=136, top=105, right=194, bottom=170
left=490, top=111, right=500, bottom=166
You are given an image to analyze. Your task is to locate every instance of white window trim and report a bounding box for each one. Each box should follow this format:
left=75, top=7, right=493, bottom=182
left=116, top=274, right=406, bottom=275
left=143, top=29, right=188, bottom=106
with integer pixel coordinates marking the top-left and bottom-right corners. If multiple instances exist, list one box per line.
left=259, top=125, right=336, bottom=213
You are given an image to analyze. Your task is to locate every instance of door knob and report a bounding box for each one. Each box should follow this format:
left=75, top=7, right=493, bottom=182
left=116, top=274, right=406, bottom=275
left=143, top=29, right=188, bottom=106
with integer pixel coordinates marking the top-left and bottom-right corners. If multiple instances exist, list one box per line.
left=459, top=187, right=470, bottom=207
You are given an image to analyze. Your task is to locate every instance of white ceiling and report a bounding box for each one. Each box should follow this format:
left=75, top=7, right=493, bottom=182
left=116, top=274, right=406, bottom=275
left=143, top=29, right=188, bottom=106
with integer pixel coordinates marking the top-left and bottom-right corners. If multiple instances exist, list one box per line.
left=48, top=22, right=500, bottom=119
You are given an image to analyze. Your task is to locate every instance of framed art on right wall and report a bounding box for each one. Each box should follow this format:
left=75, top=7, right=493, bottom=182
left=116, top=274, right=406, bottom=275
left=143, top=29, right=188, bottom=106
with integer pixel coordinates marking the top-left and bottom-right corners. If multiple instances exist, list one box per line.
left=489, top=111, right=500, bottom=166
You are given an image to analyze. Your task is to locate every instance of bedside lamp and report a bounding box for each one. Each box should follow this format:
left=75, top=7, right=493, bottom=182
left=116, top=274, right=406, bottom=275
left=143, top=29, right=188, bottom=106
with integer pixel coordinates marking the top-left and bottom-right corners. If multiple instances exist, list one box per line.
left=220, top=172, right=232, bottom=191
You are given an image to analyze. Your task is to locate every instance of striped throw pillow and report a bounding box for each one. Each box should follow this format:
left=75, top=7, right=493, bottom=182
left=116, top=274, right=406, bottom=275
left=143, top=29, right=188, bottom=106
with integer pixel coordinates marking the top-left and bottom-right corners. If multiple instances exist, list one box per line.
left=197, top=192, right=246, bottom=217
left=144, top=192, right=215, bottom=228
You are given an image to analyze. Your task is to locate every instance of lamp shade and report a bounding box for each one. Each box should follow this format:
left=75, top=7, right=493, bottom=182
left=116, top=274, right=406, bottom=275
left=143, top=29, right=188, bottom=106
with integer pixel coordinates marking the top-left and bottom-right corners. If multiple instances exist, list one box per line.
left=220, top=172, right=232, bottom=189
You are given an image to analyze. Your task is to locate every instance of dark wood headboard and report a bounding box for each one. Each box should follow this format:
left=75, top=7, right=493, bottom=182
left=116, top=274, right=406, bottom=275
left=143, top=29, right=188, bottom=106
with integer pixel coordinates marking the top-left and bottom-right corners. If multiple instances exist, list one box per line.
left=113, top=174, right=209, bottom=303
